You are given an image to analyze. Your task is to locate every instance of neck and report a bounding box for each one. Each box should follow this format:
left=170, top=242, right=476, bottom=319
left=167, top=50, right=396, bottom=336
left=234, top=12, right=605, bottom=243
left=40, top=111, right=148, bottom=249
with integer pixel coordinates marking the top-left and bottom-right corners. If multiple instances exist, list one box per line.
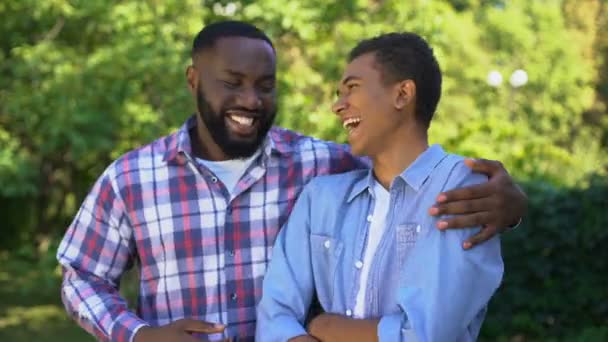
left=372, top=123, right=428, bottom=189
left=190, top=113, right=231, bottom=161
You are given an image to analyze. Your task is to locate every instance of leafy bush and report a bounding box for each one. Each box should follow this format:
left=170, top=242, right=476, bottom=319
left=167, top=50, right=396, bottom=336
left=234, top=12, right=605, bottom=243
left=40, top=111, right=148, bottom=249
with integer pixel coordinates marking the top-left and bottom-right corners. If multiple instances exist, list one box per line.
left=482, top=175, right=608, bottom=340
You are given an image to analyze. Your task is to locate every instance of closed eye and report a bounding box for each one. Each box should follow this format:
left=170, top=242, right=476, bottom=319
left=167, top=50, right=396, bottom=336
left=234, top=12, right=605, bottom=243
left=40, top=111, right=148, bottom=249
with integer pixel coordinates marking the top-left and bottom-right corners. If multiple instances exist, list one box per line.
left=257, top=82, right=275, bottom=93
left=222, top=80, right=240, bottom=89
left=336, top=83, right=359, bottom=98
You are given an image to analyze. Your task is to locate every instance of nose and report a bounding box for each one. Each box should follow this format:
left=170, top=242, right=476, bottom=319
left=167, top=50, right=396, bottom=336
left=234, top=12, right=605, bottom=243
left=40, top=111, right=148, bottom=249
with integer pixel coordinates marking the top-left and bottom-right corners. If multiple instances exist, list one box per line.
left=332, top=96, right=347, bottom=117
left=237, top=87, right=262, bottom=110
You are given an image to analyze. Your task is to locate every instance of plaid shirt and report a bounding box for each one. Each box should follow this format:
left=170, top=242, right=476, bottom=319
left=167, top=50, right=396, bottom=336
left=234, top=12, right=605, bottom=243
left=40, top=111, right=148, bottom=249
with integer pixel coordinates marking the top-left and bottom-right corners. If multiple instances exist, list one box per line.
left=57, top=116, right=365, bottom=342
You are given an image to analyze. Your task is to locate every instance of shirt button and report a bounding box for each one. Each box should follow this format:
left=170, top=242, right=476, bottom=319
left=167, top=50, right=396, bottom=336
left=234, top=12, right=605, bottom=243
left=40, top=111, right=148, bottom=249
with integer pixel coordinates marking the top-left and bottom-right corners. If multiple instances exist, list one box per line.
left=367, top=215, right=373, bottom=222
left=416, top=225, right=421, bottom=233
left=324, top=240, right=331, bottom=249
left=230, top=293, right=238, bottom=301
left=211, top=176, right=218, bottom=183
left=227, top=250, right=235, bottom=257
left=345, top=309, right=353, bottom=316
left=355, top=261, right=363, bottom=269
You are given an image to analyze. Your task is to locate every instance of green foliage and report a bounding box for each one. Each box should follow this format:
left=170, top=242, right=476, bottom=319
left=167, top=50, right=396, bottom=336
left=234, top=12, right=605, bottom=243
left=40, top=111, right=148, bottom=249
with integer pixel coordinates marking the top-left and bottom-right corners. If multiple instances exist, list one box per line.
left=482, top=175, right=608, bottom=340
left=0, top=246, right=92, bottom=341
left=1, top=1, right=606, bottom=218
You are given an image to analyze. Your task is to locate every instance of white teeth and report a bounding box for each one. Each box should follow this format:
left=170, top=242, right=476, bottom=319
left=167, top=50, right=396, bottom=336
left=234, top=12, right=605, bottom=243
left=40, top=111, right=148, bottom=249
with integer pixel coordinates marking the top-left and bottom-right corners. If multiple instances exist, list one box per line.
left=342, top=117, right=361, bottom=129
left=230, top=115, right=254, bottom=126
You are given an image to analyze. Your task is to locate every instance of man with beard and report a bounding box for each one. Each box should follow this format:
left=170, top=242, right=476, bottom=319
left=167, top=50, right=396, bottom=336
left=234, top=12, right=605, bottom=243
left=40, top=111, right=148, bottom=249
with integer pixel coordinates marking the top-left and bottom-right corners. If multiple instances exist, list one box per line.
left=57, top=21, right=526, bottom=342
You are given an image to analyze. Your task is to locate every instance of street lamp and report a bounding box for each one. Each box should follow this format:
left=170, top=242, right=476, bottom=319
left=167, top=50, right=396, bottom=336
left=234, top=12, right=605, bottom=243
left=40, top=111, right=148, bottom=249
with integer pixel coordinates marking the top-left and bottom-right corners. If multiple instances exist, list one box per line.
left=509, top=69, right=528, bottom=88
left=487, top=69, right=528, bottom=118
left=487, top=70, right=503, bottom=87
left=487, top=69, right=528, bottom=88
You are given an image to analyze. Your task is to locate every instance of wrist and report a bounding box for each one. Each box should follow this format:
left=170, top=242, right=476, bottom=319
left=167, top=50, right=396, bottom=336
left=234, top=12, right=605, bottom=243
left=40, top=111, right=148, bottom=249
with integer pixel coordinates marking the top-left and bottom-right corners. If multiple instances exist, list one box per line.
left=133, top=325, right=152, bottom=342
left=307, top=313, right=334, bottom=339
left=109, top=311, right=149, bottom=342
left=289, top=335, right=320, bottom=342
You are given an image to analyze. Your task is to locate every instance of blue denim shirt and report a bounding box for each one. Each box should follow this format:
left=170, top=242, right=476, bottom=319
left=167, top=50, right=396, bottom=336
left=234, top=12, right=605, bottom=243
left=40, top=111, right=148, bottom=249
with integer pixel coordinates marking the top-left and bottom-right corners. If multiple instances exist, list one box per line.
left=256, top=145, right=504, bottom=341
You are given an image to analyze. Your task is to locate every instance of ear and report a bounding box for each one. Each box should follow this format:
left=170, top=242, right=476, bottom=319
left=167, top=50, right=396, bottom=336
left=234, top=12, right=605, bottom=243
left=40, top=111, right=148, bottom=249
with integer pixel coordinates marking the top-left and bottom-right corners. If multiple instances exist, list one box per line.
left=186, top=65, right=198, bottom=95
left=394, top=79, right=416, bottom=110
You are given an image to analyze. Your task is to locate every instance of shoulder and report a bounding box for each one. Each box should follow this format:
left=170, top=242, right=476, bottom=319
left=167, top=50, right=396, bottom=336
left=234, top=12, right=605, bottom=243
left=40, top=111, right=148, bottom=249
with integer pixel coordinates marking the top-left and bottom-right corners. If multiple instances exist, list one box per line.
left=309, top=169, right=368, bottom=188
left=103, top=131, right=174, bottom=185
left=445, top=154, right=488, bottom=190
left=302, top=169, right=369, bottom=198
left=268, top=127, right=369, bottom=173
left=437, top=154, right=488, bottom=191
left=268, top=126, right=347, bottom=153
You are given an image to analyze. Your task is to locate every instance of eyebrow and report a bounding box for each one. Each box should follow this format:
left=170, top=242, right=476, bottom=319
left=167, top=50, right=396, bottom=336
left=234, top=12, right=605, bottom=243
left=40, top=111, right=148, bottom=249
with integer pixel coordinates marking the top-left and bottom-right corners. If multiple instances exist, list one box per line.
left=341, top=75, right=361, bottom=85
left=222, top=69, right=275, bottom=81
left=336, top=75, right=362, bottom=96
left=223, top=69, right=245, bottom=77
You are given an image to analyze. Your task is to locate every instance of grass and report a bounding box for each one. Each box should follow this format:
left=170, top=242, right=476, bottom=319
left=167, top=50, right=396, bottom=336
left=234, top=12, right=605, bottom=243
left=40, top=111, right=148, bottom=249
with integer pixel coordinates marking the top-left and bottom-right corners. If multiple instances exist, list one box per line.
left=0, top=248, right=139, bottom=342
left=0, top=252, right=92, bottom=341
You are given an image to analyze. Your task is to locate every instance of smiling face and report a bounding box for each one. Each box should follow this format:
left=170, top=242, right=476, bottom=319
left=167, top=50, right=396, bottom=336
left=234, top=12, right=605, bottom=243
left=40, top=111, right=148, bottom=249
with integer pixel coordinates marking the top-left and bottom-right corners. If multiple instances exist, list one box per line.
left=188, top=36, right=277, bottom=159
left=332, top=52, right=409, bottom=157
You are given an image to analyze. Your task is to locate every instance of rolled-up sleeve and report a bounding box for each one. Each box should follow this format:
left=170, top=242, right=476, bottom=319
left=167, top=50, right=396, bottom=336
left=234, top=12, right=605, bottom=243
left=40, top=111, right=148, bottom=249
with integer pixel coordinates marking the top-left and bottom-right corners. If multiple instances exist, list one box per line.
left=57, top=169, right=148, bottom=342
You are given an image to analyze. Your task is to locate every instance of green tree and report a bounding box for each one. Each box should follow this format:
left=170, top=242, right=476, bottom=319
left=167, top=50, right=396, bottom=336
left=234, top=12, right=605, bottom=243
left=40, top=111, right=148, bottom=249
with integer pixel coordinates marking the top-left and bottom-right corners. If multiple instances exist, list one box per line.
left=1, top=1, right=607, bottom=339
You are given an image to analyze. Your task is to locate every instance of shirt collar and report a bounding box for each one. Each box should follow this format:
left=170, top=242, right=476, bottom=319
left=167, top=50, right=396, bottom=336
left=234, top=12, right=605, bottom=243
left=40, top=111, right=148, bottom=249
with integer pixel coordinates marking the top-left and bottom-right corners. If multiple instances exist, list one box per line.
left=347, top=144, right=448, bottom=202
left=399, top=144, right=448, bottom=191
left=163, top=115, right=291, bottom=164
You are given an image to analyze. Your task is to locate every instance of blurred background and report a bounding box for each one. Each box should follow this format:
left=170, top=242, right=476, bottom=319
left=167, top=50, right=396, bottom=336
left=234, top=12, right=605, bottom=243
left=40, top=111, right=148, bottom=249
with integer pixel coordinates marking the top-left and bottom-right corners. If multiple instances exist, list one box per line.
left=0, top=0, right=606, bottom=341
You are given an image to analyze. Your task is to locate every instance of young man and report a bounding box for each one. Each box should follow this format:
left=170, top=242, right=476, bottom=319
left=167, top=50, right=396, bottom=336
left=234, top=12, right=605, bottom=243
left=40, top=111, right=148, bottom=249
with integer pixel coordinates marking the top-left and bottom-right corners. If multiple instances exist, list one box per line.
left=57, top=22, right=522, bottom=342
left=256, top=32, right=503, bottom=341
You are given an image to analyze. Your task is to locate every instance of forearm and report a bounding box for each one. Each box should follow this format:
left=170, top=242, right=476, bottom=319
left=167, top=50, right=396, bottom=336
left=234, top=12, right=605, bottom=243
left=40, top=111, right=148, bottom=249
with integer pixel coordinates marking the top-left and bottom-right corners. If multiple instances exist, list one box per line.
left=61, top=266, right=148, bottom=342
left=307, top=314, right=379, bottom=342
left=290, top=335, right=320, bottom=342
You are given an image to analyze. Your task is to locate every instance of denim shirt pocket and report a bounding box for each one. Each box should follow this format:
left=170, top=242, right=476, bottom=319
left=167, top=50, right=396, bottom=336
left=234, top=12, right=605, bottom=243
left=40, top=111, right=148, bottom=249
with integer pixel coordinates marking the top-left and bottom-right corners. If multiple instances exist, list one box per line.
left=395, top=222, right=425, bottom=269
left=310, top=234, right=344, bottom=309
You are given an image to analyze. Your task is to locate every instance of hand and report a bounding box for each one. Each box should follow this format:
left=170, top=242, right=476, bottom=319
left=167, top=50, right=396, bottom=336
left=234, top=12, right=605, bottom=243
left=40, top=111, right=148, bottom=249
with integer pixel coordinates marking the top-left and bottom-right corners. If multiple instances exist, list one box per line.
left=307, top=313, right=335, bottom=340
left=133, top=319, right=225, bottom=342
left=289, top=335, right=320, bottom=342
left=307, top=313, right=378, bottom=342
left=428, top=158, right=528, bottom=249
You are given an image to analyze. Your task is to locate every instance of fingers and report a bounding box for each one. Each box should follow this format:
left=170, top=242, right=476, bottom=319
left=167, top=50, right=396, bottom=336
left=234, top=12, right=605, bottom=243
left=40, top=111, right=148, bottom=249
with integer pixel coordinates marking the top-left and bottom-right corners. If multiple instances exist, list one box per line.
left=436, top=181, right=494, bottom=204
left=435, top=211, right=492, bottom=230
left=429, top=198, right=494, bottom=216
left=464, top=158, right=505, bottom=177
left=462, top=225, right=499, bottom=250
left=176, top=319, right=225, bottom=334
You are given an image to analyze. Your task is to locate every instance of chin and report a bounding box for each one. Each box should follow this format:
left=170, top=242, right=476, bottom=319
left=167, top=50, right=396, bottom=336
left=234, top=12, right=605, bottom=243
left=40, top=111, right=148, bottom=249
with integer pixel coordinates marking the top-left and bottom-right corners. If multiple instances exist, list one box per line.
left=348, top=144, right=367, bottom=157
left=227, top=133, right=257, bottom=143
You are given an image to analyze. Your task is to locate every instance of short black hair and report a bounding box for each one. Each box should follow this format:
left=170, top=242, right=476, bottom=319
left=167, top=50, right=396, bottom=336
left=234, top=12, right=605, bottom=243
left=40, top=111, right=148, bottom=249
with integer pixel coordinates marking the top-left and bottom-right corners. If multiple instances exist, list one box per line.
left=192, top=20, right=274, bottom=57
left=348, top=32, right=442, bottom=128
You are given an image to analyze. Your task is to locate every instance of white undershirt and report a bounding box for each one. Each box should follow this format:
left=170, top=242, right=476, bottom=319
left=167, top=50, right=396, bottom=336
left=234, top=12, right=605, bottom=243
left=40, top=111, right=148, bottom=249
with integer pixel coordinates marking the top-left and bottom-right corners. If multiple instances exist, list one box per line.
left=354, top=180, right=391, bottom=318
left=196, top=149, right=261, bottom=196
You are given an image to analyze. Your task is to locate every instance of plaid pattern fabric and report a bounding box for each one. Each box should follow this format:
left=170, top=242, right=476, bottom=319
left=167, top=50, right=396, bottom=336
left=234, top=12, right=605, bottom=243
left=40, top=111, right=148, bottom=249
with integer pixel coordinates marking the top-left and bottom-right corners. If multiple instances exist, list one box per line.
left=57, top=116, right=364, bottom=342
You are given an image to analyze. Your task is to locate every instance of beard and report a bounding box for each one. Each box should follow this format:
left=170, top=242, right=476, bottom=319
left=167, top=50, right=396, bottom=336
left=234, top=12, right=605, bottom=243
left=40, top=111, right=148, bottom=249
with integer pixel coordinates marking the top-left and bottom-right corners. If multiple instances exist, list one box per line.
left=196, top=87, right=277, bottom=159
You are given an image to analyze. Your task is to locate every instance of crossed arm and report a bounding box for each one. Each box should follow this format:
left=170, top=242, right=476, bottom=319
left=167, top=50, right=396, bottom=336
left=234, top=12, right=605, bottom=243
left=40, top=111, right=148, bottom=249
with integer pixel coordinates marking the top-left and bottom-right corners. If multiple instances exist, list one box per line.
left=303, top=160, right=518, bottom=341
left=257, top=161, right=509, bottom=342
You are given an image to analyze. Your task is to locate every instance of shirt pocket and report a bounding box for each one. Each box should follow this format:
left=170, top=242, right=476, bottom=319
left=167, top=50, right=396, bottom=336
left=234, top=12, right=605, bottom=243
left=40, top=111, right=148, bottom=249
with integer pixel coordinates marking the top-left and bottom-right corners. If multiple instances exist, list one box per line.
left=395, top=222, right=426, bottom=269
left=310, top=234, right=344, bottom=309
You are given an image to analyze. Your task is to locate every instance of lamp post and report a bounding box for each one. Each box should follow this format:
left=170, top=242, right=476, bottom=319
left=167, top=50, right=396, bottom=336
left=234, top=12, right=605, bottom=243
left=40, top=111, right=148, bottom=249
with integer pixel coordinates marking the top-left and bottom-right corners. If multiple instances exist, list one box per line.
left=487, top=69, right=528, bottom=119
